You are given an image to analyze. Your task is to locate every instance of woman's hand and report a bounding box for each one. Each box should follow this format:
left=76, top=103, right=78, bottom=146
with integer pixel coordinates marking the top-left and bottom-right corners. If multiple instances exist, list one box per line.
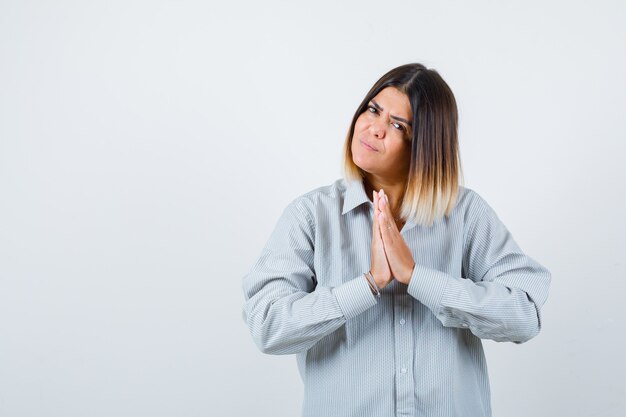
left=370, top=190, right=393, bottom=289
left=377, top=190, right=415, bottom=285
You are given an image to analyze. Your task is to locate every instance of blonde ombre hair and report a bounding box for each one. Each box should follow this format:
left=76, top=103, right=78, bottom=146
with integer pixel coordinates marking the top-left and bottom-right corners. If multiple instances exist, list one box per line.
left=343, top=63, right=463, bottom=227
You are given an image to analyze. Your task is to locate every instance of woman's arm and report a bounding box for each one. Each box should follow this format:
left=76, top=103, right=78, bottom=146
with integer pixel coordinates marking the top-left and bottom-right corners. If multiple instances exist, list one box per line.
left=242, top=199, right=377, bottom=355
left=407, top=192, right=551, bottom=343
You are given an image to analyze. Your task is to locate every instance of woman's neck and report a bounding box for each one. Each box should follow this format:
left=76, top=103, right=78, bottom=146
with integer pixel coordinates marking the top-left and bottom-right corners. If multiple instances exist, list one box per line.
left=363, top=174, right=406, bottom=219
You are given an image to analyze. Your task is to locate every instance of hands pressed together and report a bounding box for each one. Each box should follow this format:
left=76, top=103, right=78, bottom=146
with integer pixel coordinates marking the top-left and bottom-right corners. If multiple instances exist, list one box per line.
left=369, top=189, right=416, bottom=290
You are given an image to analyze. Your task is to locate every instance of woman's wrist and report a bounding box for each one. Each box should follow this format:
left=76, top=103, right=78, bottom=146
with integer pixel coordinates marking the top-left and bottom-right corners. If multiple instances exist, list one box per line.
left=396, top=263, right=416, bottom=285
left=363, top=271, right=381, bottom=298
left=368, top=269, right=389, bottom=289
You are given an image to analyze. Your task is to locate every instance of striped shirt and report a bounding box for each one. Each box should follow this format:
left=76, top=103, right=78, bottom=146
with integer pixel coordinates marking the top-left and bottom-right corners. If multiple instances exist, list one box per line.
left=242, top=178, right=551, bottom=417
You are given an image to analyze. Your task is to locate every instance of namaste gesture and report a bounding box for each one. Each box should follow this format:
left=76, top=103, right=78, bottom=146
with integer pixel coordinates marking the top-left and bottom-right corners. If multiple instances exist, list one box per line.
left=369, top=188, right=416, bottom=288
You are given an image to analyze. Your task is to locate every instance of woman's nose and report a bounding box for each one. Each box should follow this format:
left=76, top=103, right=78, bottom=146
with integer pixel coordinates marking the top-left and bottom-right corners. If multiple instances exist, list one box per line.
left=369, top=117, right=386, bottom=139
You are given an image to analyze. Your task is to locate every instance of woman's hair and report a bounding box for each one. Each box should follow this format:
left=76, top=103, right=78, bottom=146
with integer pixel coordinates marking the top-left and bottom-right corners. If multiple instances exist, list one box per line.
left=343, top=63, right=463, bottom=227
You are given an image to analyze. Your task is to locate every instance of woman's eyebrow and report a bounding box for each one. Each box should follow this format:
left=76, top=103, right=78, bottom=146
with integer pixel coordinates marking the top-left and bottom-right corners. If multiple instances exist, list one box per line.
left=371, top=100, right=412, bottom=126
left=391, top=114, right=411, bottom=127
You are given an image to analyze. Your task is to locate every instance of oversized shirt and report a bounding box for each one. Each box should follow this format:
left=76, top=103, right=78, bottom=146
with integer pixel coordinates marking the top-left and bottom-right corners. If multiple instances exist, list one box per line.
left=242, top=178, right=551, bottom=417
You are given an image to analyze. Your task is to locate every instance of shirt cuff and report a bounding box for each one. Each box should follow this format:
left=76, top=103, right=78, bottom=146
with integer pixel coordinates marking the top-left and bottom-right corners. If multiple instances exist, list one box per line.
left=332, top=275, right=378, bottom=319
left=407, top=264, right=451, bottom=314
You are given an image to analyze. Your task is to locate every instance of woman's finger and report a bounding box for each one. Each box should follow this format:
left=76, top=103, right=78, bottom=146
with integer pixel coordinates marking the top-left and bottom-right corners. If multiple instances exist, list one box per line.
left=373, top=190, right=378, bottom=214
left=372, top=191, right=383, bottom=245
left=372, top=191, right=383, bottom=242
left=372, top=191, right=378, bottom=226
left=378, top=190, right=399, bottom=234
left=378, top=211, right=395, bottom=246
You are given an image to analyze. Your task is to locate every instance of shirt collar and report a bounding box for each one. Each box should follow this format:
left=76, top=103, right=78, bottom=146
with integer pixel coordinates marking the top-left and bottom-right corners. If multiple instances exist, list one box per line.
left=342, top=179, right=371, bottom=215
left=341, top=178, right=418, bottom=232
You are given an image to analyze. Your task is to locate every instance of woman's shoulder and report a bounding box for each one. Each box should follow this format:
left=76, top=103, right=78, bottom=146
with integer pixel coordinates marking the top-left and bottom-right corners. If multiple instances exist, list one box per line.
left=289, top=179, right=347, bottom=206
left=455, top=185, right=491, bottom=213
left=440, top=185, right=502, bottom=231
left=299, top=178, right=347, bottom=199
left=283, top=179, right=349, bottom=219
left=453, top=185, right=508, bottom=235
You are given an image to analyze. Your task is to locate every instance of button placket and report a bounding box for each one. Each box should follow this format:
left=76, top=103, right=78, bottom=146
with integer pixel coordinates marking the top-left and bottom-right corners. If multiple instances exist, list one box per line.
left=393, top=287, right=415, bottom=415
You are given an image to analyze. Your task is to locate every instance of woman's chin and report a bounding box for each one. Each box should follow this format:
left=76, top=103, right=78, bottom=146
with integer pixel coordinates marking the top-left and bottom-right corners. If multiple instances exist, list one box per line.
left=353, top=155, right=377, bottom=172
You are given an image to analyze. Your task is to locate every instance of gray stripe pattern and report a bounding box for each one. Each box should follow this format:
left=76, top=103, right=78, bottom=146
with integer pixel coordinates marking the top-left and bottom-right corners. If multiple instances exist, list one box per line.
left=242, top=178, right=551, bottom=417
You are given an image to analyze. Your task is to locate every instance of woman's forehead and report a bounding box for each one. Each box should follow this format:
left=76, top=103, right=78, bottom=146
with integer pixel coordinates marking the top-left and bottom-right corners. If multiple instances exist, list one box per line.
left=371, top=87, right=411, bottom=118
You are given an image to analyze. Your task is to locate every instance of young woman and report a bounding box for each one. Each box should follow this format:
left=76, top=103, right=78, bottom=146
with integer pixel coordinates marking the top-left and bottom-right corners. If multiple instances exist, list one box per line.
left=242, top=63, right=551, bottom=417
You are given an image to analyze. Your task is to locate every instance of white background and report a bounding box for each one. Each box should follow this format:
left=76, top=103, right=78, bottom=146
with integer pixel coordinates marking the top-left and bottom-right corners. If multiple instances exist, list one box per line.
left=1, top=1, right=625, bottom=416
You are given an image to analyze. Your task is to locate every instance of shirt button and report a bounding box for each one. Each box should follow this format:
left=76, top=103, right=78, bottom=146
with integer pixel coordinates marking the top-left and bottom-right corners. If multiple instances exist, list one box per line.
left=399, top=319, right=406, bottom=325
left=401, top=367, right=407, bottom=374
left=461, top=323, right=469, bottom=328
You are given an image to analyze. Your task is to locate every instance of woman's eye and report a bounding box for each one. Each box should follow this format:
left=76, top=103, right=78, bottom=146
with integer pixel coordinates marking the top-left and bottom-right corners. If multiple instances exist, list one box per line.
left=392, top=122, right=405, bottom=132
left=367, top=105, right=378, bottom=114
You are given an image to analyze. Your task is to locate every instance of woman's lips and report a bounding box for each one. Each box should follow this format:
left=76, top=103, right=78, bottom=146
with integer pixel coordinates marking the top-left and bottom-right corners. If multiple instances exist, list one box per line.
left=360, top=140, right=378, bottom=152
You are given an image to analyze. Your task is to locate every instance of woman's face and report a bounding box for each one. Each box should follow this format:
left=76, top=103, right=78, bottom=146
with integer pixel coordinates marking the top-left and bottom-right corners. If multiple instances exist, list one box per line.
left=351, top=86, right=412, bottom=181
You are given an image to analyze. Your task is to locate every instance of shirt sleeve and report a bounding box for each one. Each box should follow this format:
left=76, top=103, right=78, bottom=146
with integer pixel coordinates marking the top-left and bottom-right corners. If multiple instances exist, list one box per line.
left=242, top=199, right=378, bottom=355
left=407, top=192, right=551, bottom=343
